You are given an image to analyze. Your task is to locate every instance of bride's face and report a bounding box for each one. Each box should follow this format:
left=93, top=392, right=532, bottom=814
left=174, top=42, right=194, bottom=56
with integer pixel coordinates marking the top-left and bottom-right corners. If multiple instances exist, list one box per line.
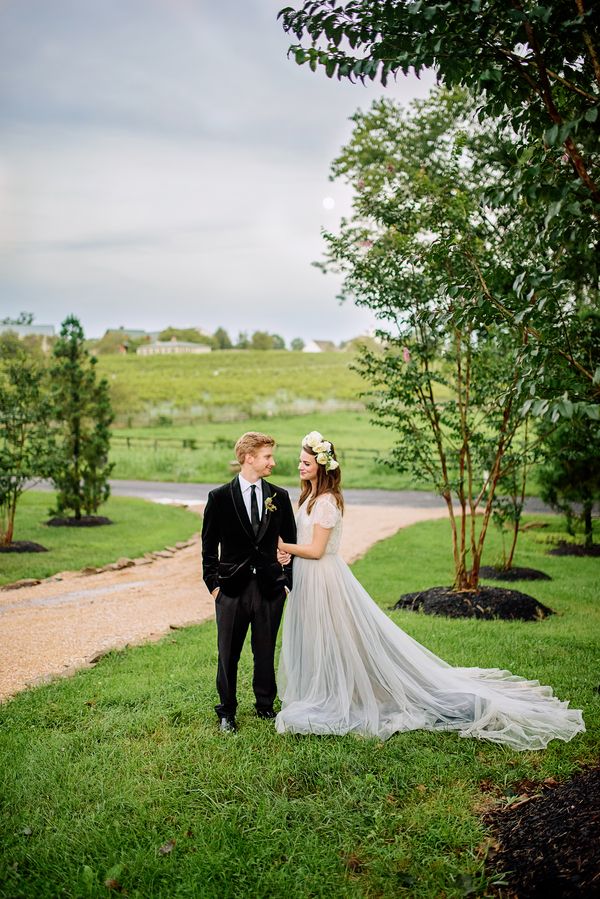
left=298, top=449, right=318, bottom=484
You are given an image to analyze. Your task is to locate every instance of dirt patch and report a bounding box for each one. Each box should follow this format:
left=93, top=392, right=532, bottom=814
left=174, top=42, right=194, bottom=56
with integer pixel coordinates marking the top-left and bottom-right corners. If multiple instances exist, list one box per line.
left=547, top=541, right=600, bottom=557
left=0, top=503, right=449, bottom=702
left=485, top=766, right=600, bottom=897
left=394, top=585, right=553, bottom=621
left=479, top=565, right=551, bottom=582
left=0, top=541, right=48, bottom=553
left=46, top=516, right=113, bottom=527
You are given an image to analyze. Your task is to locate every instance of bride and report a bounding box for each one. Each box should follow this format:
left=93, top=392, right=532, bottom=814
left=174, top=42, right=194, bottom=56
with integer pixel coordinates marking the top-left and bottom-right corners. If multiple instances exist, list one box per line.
left=275, top=431, right=585, bottom=749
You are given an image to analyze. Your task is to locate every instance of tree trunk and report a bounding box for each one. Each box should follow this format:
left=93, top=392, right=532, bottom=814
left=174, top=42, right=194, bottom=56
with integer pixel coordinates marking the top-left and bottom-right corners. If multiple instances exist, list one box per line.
left=505, top=519, right=520, bottom=569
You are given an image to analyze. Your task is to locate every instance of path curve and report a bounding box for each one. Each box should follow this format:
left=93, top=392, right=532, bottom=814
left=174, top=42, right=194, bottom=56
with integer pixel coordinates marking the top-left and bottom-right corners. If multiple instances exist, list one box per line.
left=0, top=497, right=453, bottom=702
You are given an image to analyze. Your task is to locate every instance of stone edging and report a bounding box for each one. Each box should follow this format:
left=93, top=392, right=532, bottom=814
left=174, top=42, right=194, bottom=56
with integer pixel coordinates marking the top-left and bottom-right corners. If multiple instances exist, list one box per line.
left=0, top=535, right=199, bottom=592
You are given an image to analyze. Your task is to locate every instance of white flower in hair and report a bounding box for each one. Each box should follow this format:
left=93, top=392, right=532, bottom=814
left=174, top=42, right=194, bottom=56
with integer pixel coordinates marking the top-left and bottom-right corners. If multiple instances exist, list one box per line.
left=301, top=430, right=340, bottom=472
left=302, top=430, right=323, bottom=450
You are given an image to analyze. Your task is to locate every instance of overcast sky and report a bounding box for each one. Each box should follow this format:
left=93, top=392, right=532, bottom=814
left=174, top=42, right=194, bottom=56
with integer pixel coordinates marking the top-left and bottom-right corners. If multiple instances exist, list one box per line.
left=0, top=0, right=435, bottom=343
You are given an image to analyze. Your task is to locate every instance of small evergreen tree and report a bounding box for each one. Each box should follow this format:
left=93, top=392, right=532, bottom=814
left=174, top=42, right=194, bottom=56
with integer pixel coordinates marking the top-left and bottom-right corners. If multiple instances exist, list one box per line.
left=0, top=353, right=54, bottom=545
left=49, top=315, right=114, bottom=520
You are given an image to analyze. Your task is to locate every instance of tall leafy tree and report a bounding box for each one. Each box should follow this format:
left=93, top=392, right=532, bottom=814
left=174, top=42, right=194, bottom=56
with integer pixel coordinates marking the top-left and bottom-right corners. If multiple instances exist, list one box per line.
left=279, top=1, right=600, bottom=403
left=319, top=88, right=558, bottom=589
left=49, top=316, right=114, bottom=520
left=0, top=353, right=54, bottom=545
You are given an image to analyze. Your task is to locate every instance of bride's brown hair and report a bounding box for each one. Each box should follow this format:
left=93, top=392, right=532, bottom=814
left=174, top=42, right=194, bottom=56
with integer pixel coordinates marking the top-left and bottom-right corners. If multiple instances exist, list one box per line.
left=299, top=442, right=344, bottom=515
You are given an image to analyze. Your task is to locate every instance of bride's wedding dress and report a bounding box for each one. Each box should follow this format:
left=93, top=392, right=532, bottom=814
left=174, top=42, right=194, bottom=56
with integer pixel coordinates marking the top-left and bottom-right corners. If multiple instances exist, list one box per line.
left=275, top=496, right=585, bottom=748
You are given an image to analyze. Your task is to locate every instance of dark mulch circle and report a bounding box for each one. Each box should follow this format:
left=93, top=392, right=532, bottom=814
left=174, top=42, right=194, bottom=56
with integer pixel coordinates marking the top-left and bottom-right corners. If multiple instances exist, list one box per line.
left=547, top=541, right=600, bottom=557
left=0, top=541, right=48, bottom=553
left=393, top=585, right=553, bottom=621
left=479, top=565, right=552, bottom=582
left=46, top=516, right=113, bottom=527
left=485, top=766, right=600, bottom=898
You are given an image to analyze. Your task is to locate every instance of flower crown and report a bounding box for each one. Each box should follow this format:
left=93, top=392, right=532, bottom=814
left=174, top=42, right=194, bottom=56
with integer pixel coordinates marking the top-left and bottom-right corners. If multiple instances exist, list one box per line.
left=302, top=431, right=340, bottom=472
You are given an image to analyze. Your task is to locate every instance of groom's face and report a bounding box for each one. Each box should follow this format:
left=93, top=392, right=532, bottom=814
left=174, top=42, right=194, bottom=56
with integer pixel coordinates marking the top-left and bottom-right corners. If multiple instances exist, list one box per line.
left=247, top=445, right=276, bottom=479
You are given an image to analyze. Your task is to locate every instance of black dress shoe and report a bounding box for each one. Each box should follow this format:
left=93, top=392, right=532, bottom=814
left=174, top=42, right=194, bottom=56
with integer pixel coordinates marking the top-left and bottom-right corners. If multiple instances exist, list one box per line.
left=219, top=716, right=237, bottom=733
left=256, top=709, right=277, bottom=720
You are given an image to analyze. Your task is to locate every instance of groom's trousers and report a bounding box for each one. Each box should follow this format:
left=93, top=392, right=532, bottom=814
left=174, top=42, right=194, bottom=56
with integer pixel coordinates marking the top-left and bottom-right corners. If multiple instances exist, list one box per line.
left=214, top=577, right=285, bottom=718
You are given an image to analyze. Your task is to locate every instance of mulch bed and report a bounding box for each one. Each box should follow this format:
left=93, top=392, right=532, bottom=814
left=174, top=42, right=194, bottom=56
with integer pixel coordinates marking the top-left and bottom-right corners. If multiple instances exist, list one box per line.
left=0, top=541, right=48, bottom=553
left=480, top=565, right=552, bottom=582
left=393, top=585, right=553, bottom=621
left=485, top=766, right=600, bottom=898
left=547, top=541, right=600, bottom=558
left=46, top=516, right=113, bottom=527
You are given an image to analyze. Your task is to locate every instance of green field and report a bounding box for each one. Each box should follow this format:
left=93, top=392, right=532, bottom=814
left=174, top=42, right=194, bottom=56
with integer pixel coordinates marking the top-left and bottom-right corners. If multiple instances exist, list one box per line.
left=0, top=492, right=199, bottom=586
left=109, top=411, right=418, bottom=489
left=1, top=515, right=597, bottom=898
left=98, top=351, right=366, bottom=424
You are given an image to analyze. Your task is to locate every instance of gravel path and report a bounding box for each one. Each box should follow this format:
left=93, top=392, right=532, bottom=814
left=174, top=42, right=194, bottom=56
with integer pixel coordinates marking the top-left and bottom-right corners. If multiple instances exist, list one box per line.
left=0, top=498, right=451, bottom=702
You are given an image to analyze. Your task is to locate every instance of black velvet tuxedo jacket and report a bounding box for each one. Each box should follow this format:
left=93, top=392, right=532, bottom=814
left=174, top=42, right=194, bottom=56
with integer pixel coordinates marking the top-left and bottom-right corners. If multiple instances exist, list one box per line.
left=201, top=477, right=297, bottom=601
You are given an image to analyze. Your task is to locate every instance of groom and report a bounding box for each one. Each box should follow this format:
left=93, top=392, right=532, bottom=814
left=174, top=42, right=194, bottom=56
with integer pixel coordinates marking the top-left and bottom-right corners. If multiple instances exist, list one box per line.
left=201, top=431, right=296, bottom=733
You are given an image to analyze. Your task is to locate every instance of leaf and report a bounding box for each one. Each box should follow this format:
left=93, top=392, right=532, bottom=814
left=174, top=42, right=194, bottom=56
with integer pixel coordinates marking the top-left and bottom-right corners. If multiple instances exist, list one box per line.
left=584, top=106, right=598, bottom=122
left=544, top=123, right=559, bottom=145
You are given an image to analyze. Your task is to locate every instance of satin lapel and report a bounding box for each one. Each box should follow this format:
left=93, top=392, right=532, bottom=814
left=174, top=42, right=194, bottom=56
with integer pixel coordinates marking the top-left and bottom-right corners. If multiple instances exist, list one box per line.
left=230, top=477, right=255, bottom=541
left=256, top=480, right=272, bottom=543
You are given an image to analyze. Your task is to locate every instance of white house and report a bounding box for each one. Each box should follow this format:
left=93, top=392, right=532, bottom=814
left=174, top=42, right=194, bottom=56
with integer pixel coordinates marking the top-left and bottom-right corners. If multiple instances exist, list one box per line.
left=137, top=338, right=211, bottom=356
left=302, top=339, right=337, bottom=353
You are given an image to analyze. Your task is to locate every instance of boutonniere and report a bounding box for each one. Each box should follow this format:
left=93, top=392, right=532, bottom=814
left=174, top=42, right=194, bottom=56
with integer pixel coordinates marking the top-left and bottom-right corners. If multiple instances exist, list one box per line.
left=264, top=496, right=277, bottom=513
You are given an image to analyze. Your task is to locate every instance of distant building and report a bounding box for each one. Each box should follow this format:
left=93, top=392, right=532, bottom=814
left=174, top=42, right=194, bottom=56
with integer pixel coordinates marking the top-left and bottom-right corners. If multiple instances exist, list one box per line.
left=302, top=340, right=337, bottom=353
left=106, top=327, right=150, bottom=340
left=0, top=323, right=55, bottom=351
left=137, top=338, right=211, bottom=356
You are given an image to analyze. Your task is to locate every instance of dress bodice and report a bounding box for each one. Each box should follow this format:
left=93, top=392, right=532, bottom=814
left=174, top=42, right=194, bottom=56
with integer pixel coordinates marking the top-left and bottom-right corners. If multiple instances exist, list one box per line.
left=296, top=494, right=342, bottom=555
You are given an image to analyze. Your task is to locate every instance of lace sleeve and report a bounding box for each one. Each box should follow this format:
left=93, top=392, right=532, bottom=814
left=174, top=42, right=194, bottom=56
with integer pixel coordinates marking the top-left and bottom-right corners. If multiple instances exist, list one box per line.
left=312, top=496, right=341, bottom=529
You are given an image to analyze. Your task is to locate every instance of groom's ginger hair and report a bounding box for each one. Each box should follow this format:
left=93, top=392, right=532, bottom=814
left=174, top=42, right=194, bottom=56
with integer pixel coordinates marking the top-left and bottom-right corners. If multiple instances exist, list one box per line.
left=234, top=431, right=275, bottom=463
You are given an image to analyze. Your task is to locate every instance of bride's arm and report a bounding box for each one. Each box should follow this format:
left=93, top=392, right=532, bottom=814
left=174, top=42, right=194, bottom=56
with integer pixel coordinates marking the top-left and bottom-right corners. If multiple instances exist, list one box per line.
left=278, top=525, right=332, bottom=560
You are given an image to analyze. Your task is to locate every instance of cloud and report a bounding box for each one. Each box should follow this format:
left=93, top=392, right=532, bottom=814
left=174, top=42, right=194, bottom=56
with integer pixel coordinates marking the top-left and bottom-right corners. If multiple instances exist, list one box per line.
left=0, top=0, right=436, bottom=342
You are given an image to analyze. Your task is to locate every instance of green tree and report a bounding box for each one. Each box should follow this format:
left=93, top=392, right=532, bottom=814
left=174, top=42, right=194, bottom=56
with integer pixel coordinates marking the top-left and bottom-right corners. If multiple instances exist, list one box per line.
left=0, top=353, right=54, bottom=545
left=251, top=330, right=275, bottom=350
left=291, top=337, right=305, bottom=351
left=538, top=417, right=600, bottom=547
left=49, top=316, right=114, bottom=520
left=158, top=327, right=213, bottom=346
left=213, top=327, right=233, bottom=349
left=236, top=331, right=250, bottom=349
left=271, top=333, right=286, bottom=350
left=280, top=1, right=600, bottom=402
left=1, top=312, right=35, bottom=326
left=319, top=89, right=554, bottom=590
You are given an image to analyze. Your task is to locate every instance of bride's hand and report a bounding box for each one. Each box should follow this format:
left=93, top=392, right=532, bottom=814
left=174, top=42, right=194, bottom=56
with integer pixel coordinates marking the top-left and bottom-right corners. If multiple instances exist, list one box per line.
left=277, top=537, right=291, bottom=565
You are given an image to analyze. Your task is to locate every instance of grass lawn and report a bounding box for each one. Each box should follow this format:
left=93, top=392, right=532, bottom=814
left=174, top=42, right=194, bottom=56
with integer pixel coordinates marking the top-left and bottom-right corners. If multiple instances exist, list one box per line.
left=109, top=410, right=419, bottom=490
left=0, top=492, right=199, bottom=587
left=0, top=516, right=597, bottom=898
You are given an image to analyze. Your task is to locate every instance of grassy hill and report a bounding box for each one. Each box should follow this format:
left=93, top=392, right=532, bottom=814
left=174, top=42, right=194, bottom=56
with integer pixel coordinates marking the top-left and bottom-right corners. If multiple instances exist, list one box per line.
left=97, top=350, right=365, bottom=425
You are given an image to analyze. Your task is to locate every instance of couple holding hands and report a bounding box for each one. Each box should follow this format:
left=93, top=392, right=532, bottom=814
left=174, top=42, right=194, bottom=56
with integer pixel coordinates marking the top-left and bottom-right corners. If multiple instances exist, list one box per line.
left=201, top=431, right=584, bottom=750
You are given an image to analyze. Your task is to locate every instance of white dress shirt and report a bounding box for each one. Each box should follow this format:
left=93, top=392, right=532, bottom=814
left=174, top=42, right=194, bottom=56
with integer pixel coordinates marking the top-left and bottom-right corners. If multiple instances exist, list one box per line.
left=238, top=474, right=263, bottom=524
